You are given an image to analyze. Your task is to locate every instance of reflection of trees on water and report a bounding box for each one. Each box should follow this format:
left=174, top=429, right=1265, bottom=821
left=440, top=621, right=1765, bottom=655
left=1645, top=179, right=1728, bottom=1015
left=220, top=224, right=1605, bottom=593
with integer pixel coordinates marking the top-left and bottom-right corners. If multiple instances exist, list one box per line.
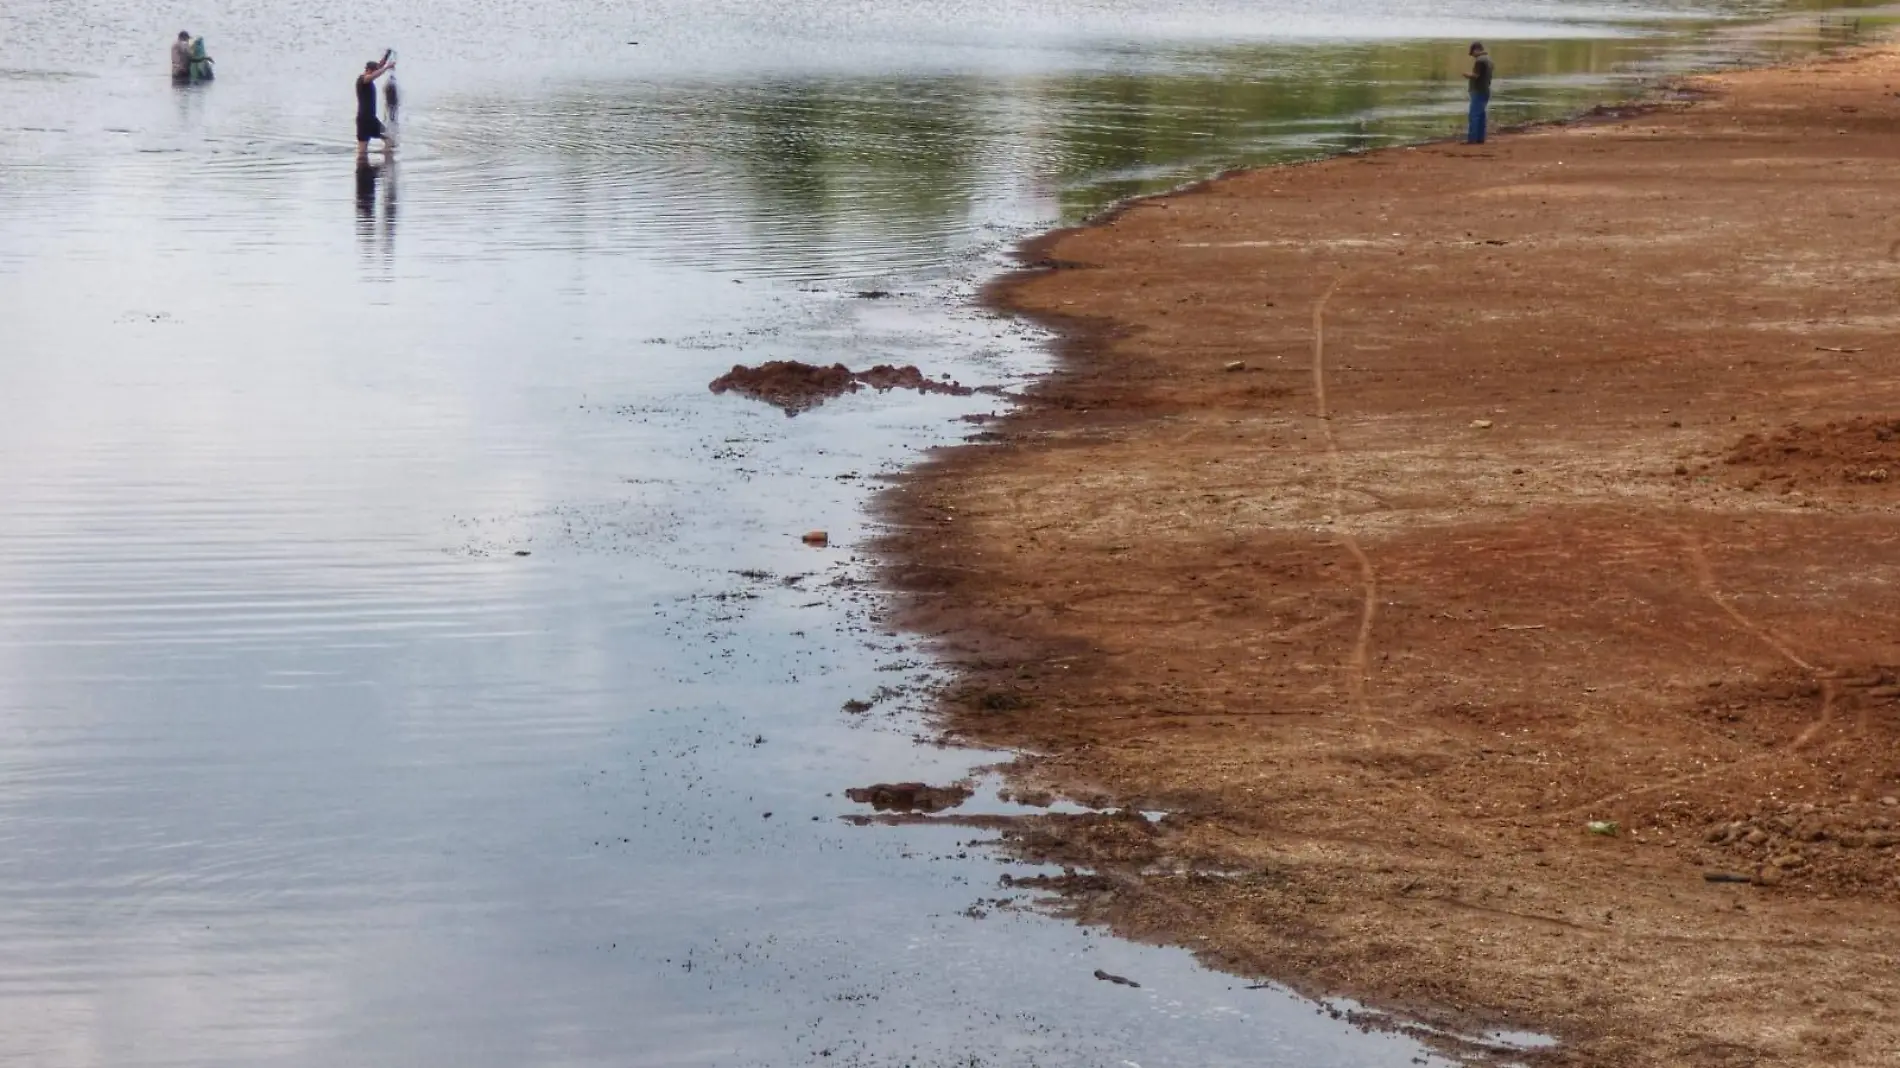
left=429, top=77, right=989, bottom=276
left=428, top=2, right=1887, bottom=275
left=714, top=77, right=989, bottom=268
left=1038, top=14, right=1884, bottom=219
left=736, top=79, right=987, bottom=221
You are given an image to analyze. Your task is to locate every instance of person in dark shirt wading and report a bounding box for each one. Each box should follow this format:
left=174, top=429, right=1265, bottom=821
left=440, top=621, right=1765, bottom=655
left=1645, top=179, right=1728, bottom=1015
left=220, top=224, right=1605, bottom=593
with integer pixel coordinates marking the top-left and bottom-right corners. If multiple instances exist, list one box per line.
left=172, top=32, right=193, bottom=83
left=1463, top=42, right=1494, bottom=145
left=356, top=51, right=397, bottom=165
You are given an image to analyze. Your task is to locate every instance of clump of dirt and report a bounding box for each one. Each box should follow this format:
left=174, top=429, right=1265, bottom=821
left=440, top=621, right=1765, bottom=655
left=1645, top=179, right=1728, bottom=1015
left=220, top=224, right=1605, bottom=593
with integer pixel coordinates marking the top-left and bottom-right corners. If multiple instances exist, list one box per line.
left=844, top=782, right=973, bottom=813
left=709, top=361, right=972, bottom=415
left=709, top=361, right=854, bottom=413
left=855, top=365, right=971, bottom=396
left=1724, top=418, right=1900, bottom=497
left=1690, top=794, right=1900, bottom=897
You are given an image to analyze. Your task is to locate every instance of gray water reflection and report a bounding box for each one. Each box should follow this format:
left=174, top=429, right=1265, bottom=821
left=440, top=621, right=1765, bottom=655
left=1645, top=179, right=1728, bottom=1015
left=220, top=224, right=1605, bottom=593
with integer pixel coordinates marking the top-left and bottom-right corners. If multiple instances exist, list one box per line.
left=0, top=0, right=1887, bottom=1065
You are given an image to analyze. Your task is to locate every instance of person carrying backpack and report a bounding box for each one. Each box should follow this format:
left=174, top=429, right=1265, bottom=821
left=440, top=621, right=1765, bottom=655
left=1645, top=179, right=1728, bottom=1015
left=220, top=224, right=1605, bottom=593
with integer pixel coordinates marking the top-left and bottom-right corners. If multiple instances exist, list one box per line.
left=189, top=37, right=214, bottom=82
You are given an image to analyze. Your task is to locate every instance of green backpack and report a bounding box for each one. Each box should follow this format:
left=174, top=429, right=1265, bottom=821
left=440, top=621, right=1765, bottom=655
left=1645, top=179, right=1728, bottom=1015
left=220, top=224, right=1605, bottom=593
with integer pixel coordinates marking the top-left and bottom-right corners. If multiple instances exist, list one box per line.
left=189, top=37, right=214, bottom=81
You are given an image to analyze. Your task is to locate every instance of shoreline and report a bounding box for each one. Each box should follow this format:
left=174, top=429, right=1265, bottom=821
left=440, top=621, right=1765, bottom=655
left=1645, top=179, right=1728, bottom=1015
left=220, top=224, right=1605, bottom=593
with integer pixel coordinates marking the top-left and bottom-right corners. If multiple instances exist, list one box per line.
left=880, top=38, right=1900, bottom=1068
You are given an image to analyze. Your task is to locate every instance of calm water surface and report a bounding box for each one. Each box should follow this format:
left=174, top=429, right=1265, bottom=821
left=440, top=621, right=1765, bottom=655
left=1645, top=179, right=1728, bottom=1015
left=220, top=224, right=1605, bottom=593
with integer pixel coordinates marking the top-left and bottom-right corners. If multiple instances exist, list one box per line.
left=0, top=1, right=1885, bottom=1065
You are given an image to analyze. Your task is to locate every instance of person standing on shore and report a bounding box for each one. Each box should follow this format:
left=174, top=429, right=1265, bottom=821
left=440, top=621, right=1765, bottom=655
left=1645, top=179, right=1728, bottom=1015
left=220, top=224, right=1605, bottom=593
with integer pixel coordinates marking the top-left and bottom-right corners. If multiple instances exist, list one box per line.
left=356, top=52, right=397, bottom=165
left=1463, top=42, right=1494, bottom=145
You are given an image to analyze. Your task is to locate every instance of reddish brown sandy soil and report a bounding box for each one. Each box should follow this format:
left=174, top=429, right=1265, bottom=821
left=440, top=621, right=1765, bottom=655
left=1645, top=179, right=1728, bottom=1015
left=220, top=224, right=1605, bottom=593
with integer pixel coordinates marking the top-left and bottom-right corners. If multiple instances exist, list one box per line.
left=880, top=46, right=1900, bottom=1067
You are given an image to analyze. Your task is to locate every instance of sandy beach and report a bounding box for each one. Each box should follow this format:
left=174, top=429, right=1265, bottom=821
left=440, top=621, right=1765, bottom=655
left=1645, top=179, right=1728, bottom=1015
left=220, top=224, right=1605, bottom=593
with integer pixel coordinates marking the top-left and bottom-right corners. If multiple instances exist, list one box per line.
left=885, top=42, right=1900, bottom=1067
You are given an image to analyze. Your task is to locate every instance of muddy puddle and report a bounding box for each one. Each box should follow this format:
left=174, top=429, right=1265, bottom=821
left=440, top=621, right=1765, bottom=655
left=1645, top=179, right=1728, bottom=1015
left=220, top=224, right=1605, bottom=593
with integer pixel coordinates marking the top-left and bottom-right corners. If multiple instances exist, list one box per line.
left=0, top=0, right=1887, bottom=1063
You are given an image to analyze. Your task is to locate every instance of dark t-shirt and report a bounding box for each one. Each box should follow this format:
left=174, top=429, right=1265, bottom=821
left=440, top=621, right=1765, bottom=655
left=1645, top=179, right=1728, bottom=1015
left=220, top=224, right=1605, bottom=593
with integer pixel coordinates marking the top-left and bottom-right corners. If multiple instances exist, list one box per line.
left=356, top=75, right=378, bottom=121
left=1470, top=54, right=1495, bottom=96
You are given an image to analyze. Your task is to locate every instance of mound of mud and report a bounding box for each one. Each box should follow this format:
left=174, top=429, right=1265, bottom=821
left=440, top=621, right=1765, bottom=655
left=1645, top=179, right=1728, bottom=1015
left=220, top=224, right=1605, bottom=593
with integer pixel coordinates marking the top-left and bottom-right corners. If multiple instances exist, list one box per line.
left=844, top=782, right=972, bottom=813
left=1724, top=417, right=1900, bottom=496
left=709, top=361, right=972, bottom=415
left=1690, top=766, right=1900, bottom=897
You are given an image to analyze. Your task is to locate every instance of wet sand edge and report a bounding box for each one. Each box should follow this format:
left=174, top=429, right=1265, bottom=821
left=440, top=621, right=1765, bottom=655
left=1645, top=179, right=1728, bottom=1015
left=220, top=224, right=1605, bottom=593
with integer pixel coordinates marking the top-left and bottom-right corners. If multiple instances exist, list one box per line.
left=875, top=38, right=1900, bottom=1068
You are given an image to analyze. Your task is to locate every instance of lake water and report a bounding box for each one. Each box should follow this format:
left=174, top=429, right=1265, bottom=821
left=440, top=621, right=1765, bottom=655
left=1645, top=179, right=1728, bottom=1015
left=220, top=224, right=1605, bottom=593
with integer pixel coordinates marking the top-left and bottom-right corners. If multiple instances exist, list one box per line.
left=0, top=1, right=1884, bottom=1065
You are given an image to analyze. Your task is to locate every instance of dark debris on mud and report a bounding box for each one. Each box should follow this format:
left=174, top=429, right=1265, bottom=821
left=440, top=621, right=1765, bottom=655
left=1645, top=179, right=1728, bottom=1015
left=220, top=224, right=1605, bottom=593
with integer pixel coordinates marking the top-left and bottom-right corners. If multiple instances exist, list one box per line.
left=1724, top=417, right=1900, bottom=496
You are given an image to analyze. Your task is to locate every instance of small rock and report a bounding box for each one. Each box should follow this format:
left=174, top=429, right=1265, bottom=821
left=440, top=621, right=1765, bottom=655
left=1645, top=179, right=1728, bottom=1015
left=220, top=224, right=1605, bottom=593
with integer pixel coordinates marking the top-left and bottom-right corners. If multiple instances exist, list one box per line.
left=1770, top=852, right=1805, bottom=870
left=1223, top=360, right=1246, bottom=372
left=1093, top=969, right=1141, bottom=988
left=802, top=530, right=829, bottom=546
left=1880, top=796, right=1898, bottom=807
left=1471, top=419, right=1494, bottom=429
left=1586, top=820, right=1619, bottom=837
left=514, top=550, right=531, bottom=556
left=1755, top=865, right=1784, bottom=886
left=1743, top=828, right=1769, bottom=846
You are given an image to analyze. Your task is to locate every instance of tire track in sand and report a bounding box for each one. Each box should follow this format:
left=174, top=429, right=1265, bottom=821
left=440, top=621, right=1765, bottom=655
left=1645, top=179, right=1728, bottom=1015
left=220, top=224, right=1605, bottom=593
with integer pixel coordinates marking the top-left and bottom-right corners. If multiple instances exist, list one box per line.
left=1310, top=277, right=1378, bottom=719
left=1682, top=530, right=1838, bottom=750
left=1502, top=532, right=1844, bottom=825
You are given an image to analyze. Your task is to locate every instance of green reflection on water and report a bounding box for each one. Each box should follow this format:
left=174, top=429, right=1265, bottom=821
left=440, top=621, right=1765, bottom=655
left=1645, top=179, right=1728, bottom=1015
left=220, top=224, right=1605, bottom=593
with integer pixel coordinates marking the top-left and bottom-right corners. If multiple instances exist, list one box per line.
left=724, top=78, right=989, bottom=248
left=1034, top=7, right=1892, bottom=219
left=502, top=3, right=1894, bottom=276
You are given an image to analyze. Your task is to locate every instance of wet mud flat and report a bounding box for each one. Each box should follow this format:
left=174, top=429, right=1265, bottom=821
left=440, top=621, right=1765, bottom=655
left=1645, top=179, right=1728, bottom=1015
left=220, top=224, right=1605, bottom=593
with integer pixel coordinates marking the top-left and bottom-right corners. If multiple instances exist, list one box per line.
left=881, top=43, right=1900, bottom=1068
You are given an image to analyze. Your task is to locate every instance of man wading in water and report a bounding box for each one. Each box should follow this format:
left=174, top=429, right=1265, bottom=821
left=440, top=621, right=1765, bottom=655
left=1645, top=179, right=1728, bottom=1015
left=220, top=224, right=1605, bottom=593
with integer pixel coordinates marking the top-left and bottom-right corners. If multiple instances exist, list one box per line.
left=356, top=51, right=397, bottom=165
left=171, top=32, right=193, bottom=83
left=1463, top=41, right=1494, bottom=144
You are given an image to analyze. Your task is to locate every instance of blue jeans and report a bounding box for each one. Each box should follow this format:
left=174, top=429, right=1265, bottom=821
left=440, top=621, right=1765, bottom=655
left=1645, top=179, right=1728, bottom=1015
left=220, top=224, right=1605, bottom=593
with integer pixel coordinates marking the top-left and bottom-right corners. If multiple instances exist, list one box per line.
left=1468, top=91, right=1489, bottom=144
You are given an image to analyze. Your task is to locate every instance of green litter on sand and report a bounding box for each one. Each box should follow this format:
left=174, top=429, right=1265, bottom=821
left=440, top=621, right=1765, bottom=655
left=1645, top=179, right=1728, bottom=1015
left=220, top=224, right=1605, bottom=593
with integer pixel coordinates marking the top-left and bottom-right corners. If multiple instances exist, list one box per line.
left=1586, top=820, right=1619, bottom=837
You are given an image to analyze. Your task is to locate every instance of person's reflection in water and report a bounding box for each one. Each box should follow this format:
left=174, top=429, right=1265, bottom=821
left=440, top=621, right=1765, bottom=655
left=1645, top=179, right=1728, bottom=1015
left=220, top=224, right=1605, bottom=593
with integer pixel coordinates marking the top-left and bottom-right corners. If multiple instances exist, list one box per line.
left=355, top=162, right=378, bottom=234
left=354, top=162, right=397, bottom=270
left=381, top=160, right=398, bottom=265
